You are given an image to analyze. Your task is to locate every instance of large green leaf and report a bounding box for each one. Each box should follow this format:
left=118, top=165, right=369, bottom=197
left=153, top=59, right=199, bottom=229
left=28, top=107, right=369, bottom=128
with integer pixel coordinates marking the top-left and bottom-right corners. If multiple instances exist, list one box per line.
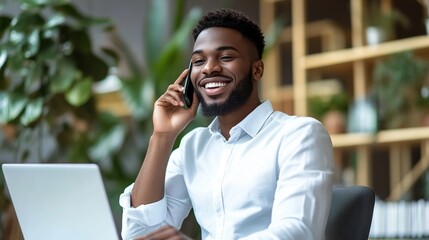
left=23, top=28, right=40, bottom=58
left=23, top=61, right=43, bottom=94
left=152, top=8, right=201, bottom=81
left=44, top=14, right=66, bottom=29
left=144, top=0, right=168, bottom=68
left=0, top=15, right=12, bottom=38
left=50, top=59, right=78, bottom=93
left=120, top=76, right=154, bottom=120
left=0, top=92, right=28, bottom=123
left=20, top=0, right=69, bottom=8
left=74, top=52, right=109, bottom=82
left=20, top=97, right=43, bottom=126
left=89, top=122, right=126, bottom=162
left=172, top=0, right=185, bottom=32
left=54, top=3, right=111, bottom=27
left=0, top=49, right=6, bottom=69
left=10, top=10, right=44, bottom=33
left=65, top=77, right=92, bottom=106
left=0, top=49, right=5, bottom=82
left=69, top=29, right=91, bottom=53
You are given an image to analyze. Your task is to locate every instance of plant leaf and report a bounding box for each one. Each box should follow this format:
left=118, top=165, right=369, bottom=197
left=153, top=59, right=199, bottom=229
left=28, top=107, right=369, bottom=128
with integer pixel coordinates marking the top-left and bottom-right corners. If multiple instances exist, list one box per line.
left=144, top=0, right=168, bottom=68
left=172, top=0, right=185, bottom=32
left=69, top=29, right=91, bottom=53
left=0, top=92, right=28, bottom=123
left=0, top=49, right=7, bottom=69
left=0, top=15, right=12, bottom=38
left=65, top=77, right=92, bottom=106
left=53, top=3, right=111, bottom=27
left=50, top=59, right=77, bottom=93
left=120, top=76, right=153, bottom=119
left=20, top=97, right=43, bottom=126
left=24, top=28, right=40, bottom=58
left=74, top=52, right=109, bottom=82
left=152, top=8, right=202, bottom=81
left=44, top=14, right=66, bottom=29
left=89, top=119, right=126, bottom=161
left=20, top=0, right=70, bottom=8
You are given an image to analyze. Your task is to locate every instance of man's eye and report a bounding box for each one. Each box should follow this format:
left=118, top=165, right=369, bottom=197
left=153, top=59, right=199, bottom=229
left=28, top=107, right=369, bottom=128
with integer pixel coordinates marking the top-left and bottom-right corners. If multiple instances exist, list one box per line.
left=220, top=56, right=234, bottom=61
left=193, top=59, right=205, bottom=65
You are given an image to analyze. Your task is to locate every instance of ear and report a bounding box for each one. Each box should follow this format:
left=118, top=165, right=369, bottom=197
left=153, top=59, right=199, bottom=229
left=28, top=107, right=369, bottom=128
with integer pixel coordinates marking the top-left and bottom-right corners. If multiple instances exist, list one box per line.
left=253, top=60, right=264, bottom=81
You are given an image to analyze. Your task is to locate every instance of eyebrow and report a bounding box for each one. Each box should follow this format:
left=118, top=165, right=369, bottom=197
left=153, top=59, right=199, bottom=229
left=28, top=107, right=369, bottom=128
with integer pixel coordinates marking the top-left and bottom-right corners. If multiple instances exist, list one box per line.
left=192, top=46, right=240, bottom=56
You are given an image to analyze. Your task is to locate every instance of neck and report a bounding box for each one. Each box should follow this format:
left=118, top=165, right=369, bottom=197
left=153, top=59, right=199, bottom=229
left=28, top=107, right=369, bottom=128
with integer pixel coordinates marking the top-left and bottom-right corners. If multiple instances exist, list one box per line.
left=218, top=98, right=261, bottom=140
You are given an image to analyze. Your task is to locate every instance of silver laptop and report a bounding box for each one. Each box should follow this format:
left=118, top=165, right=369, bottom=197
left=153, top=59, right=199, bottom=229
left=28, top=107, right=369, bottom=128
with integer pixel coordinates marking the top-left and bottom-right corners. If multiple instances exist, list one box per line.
left=2, top=163, right=119, bottom=240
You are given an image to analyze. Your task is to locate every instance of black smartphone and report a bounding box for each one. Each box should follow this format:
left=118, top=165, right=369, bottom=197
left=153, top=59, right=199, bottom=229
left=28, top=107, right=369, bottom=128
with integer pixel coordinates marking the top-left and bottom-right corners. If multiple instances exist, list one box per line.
left=182, top=60, right=194, bottom=108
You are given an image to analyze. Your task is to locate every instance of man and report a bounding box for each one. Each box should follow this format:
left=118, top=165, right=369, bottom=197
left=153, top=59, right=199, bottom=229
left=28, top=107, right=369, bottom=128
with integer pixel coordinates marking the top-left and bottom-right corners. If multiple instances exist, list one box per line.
left=120, top=8, right=333, bottom=240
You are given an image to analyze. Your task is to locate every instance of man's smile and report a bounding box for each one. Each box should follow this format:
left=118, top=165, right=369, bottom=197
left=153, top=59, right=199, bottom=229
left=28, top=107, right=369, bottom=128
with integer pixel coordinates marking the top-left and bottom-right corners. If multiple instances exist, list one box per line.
left=199, top=77, right=232, bottom=96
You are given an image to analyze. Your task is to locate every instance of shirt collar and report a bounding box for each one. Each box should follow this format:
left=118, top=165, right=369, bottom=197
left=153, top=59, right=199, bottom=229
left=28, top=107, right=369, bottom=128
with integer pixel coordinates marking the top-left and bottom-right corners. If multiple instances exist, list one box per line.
left=208, top=100, right=274, bottom=138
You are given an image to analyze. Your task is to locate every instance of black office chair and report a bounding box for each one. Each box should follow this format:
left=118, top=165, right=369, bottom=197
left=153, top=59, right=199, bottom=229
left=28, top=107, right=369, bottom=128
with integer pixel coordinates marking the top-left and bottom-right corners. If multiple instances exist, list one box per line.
left=325, top=186, right=375, bottom=240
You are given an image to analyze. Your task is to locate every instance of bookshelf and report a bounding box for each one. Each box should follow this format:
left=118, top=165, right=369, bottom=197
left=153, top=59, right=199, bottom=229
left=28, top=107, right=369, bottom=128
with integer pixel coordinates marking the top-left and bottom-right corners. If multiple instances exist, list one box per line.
left=259, top=0, right=429, bottom=203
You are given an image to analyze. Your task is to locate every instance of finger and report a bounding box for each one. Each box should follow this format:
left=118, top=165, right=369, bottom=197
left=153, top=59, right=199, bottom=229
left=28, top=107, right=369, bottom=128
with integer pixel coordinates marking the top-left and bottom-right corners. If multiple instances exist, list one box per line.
left=174, top=69, right=190, bottom=85
left=158, top=84, right=185, bottom=106
left=157, top=95, right=181, bottom=107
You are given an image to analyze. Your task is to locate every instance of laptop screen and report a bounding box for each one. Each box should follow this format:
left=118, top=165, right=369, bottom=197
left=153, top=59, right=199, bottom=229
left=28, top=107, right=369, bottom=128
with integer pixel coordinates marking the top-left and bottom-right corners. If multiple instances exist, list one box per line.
left=2, top=163, right=119, bottom=240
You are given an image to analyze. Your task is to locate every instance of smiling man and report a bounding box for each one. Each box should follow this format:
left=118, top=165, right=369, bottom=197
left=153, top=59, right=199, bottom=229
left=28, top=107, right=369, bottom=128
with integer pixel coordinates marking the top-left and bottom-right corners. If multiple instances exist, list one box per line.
left=120, top=9, right=333, bottom=240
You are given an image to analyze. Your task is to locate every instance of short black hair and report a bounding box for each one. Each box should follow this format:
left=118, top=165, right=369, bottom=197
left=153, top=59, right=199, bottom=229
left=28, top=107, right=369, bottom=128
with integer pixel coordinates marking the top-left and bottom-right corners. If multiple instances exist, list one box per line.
left=192, top=8, right=265, bottom=60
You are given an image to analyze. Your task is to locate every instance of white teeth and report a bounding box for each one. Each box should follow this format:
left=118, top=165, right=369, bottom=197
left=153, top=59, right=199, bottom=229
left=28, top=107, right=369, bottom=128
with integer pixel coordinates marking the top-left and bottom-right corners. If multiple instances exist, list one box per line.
left=205, top=82, right=226, bottom=89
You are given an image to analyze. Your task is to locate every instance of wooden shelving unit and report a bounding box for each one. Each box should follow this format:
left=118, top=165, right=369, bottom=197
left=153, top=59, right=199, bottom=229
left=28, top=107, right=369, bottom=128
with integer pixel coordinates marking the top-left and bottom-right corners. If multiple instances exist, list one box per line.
left=260, top=0, right=429, bottom=201
left=305, top=35, right=429, bottom=69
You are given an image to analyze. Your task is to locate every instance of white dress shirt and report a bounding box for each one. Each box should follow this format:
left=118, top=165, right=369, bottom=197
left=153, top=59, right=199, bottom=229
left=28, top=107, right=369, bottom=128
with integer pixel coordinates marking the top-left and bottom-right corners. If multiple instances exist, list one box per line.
left=120, top=100, right=333, bottom=240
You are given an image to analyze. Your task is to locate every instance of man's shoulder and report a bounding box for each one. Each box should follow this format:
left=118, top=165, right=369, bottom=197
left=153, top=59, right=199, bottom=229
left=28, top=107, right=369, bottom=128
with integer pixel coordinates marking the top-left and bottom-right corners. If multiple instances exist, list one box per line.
left=270, top=111, right=323, bottom=128
left=265, top=111, right=329, bottom=139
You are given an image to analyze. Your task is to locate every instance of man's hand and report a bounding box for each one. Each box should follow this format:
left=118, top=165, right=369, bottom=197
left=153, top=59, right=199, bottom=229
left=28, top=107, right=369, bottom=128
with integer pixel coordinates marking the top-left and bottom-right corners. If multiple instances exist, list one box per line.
left=153, top=69, right=199, bottom=137
left=135, top=225, right=194, bottom=240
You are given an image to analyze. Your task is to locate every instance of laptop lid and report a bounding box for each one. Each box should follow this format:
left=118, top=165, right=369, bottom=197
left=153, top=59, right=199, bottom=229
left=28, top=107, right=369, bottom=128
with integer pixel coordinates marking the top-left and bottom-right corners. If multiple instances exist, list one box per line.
left=2, top=163, right=119, bottom=240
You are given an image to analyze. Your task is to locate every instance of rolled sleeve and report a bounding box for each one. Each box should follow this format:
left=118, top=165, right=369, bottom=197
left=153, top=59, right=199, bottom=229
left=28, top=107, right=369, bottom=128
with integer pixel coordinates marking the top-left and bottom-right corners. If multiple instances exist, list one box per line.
left=120, top=183, right=167, bottom=239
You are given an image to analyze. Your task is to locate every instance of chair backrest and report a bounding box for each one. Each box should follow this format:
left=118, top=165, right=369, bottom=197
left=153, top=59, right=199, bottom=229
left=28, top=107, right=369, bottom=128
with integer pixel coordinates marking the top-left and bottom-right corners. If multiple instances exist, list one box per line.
left=325, top=186, right=375, bottom=240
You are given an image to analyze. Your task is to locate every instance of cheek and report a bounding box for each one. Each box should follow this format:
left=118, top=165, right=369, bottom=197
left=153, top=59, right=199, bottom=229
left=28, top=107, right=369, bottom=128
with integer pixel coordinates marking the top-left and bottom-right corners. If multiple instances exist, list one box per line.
left=228, top=62, right=251, bottom=79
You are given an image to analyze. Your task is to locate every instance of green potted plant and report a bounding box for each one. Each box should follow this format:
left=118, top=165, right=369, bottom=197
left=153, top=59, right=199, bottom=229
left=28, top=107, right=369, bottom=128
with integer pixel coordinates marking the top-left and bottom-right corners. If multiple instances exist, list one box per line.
left=372, top=51, right=429, bottom=129
left=308, top=92, right=349, bottom=134
left=0, top=0, right=115, bottom=237
left=365, top=0, right=409, bottom=45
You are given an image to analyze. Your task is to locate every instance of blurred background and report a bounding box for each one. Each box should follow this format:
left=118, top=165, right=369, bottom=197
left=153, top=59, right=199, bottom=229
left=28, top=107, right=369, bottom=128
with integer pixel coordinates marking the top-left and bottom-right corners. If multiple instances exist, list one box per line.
left=1, top=0, right=429, bottom=239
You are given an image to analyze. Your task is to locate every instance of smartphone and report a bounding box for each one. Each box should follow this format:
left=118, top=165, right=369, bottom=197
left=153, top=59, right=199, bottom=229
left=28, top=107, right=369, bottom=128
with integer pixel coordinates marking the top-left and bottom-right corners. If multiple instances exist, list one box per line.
left=182, top=60, right=194, bottom=108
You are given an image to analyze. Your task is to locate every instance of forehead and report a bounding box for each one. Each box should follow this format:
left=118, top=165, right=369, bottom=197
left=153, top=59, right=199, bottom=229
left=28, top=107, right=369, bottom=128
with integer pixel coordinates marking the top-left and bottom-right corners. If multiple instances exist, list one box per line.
left=193, top=27, right=254, bottom=56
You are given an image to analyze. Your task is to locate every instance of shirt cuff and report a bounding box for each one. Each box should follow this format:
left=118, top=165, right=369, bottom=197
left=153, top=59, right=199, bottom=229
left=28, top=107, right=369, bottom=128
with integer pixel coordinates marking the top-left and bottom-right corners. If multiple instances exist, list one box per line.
left=119, top=183, right=167, bottom=226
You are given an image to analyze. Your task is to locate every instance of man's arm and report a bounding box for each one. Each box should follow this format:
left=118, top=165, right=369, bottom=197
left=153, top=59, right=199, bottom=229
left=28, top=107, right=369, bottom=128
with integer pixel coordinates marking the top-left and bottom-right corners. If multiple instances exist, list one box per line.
left=131, top=68, right=199, bottom=206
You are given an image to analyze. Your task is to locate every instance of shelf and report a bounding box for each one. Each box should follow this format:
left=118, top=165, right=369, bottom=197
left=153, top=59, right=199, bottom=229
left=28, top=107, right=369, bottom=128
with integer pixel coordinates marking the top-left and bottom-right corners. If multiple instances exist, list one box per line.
left=261, top=0, right=429, bottom=195
left=305, top=35, right=429, bottom=69
left=331, top=127, right=429, bottom=148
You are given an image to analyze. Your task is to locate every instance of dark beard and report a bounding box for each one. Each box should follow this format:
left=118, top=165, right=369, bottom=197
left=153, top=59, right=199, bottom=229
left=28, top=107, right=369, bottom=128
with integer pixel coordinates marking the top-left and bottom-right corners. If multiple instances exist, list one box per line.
left=196, top=68, right=253, bottom=117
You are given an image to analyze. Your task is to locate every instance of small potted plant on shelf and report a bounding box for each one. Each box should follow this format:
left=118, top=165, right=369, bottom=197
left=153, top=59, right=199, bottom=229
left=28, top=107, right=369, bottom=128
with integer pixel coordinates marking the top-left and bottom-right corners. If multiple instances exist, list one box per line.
left=308, top=92, right=349, bottom=134
left=372, top=51, right=429, bottom=129
left=365, top=0, right=409, bottom=45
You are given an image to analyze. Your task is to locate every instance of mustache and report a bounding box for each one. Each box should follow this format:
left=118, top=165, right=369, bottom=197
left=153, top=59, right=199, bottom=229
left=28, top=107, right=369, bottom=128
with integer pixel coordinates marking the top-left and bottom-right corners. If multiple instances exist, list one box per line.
left=202, top=73, right=229, bottom=79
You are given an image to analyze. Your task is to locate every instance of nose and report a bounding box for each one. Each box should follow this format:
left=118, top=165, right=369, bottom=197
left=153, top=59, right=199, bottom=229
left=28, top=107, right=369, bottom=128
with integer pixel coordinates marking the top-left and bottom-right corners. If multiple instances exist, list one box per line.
left=201, top=58, right=222, bottom=75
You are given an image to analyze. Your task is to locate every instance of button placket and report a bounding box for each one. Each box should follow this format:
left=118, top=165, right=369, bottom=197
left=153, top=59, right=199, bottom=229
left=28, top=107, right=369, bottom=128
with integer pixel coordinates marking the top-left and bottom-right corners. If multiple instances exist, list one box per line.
left=212, top=130, right=243, bottom=238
